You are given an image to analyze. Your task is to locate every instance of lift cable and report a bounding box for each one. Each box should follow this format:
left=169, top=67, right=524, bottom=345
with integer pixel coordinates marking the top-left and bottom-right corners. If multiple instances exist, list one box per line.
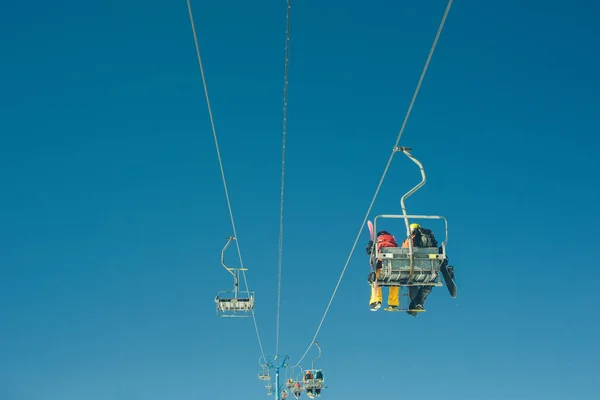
left=292, top=0, right=454, bottom=367
left=275, top=0, right=292, bottom=357
left=186, top=0, right=267, bottom=361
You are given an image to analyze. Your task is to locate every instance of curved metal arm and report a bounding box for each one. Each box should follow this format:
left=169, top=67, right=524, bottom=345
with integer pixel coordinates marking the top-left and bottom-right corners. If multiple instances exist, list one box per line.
left=396, top=147, right=427, bottom=238
left=291, top=365, right=301, bottom=379
left=393, top=147, right=426, bottom=279
left=221, top=236, right=237, bottom=279
left=311, top=342, right=322, bottom=370
left=221, top=236, right=239, bottom=297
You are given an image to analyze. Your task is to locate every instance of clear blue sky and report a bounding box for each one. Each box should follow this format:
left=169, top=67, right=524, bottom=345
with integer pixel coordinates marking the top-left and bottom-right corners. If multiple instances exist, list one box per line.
left=1, top=0, right=599, bottom=399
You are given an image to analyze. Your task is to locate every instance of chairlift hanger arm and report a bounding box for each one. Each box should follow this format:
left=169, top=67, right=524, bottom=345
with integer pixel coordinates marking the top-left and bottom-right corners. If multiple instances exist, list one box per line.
left=221, top=236, right=237, bottom=279
left=313, top=342, right=322, bottom=361
left=395, top=147, right=426, bottom=238
left=311, top=341, right=322, bottom=370
left=292, top=364, right=301, bottom=376
left=259, top=355, right=268, bottom=368
left=395, top=146, right=426, bottom=279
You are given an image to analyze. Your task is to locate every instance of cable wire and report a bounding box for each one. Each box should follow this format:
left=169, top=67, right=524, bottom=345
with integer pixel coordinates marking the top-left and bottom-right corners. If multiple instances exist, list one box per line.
left=186, top=0, right=266, bottom=361
left=292, top=0, right=454, bottom=366
left=275, top=0, right=292, bottom=357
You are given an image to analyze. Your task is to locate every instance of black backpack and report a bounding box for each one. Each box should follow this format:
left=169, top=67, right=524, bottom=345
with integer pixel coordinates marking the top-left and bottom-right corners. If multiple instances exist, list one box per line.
left=414, top=228, right=438, bottom=248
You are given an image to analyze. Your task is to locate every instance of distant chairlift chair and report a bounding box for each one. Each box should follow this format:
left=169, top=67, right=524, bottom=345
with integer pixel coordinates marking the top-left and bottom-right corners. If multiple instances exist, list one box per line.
left=214, top=237, right=255, bottom=317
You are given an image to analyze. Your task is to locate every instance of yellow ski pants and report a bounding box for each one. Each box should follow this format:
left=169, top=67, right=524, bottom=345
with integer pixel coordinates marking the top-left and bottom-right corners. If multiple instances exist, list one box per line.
left=369, top=268, right=399, bottom=306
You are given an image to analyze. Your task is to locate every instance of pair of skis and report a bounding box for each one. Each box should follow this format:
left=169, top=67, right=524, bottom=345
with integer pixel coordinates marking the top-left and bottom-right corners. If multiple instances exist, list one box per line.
left=367, top=220, right=377, bottom=292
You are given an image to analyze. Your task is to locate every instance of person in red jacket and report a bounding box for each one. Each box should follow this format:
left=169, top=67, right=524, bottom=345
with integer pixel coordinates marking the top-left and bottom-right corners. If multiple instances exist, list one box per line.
left=292, top=382, right=302, bottom=399
left=366, top=230, right=400, bottom=311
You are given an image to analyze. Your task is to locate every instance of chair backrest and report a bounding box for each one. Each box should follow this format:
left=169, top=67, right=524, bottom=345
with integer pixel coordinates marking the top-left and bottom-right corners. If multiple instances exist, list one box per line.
left=376, top=247, right=445, bottom=286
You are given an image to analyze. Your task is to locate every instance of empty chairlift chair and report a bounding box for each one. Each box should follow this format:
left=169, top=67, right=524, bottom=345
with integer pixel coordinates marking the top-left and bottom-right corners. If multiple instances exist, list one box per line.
left=214, top=236, right=255, bottom=317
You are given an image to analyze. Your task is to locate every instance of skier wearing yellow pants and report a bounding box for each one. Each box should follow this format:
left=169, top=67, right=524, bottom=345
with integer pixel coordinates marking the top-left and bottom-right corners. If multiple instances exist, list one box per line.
left=369, top=268, right=399, bottom=311
left=366, top=230, right=400, bottom=311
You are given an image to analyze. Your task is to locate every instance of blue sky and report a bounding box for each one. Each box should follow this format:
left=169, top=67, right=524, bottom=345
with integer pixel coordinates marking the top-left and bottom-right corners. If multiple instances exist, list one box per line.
left=1, top=0, right=599, bottom=399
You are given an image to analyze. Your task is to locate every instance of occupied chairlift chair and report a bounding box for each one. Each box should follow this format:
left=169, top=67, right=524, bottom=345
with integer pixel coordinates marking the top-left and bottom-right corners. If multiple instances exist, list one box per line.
left=214, top=236, right=255, bottom=317
left=369, top=147, right=453, bottom=312
left=302, top=342, right=326, bottom=398
left=288, top=365, right=304, bottom=399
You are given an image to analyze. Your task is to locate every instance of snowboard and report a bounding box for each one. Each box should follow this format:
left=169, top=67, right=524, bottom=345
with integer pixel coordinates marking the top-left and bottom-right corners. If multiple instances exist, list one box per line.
left=367, top=220, right=378, bottom=292
left=440, top=261, right=457, bottom=298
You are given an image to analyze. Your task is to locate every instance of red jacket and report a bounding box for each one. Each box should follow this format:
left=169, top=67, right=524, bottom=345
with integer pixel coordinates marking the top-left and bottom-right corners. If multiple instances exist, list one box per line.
left=377, top=233, right=398, bottom=249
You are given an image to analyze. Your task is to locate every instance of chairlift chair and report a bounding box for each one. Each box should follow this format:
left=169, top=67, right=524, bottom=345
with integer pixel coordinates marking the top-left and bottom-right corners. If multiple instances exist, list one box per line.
left=368, top=147, right=456, bottom=312
left=215, top=237, right=255, bottom=317
left=302, top=342, right=326, bottom=397
left=258, top=358, right=271, bottom=381
left=265, top=382, right=274, bottom=396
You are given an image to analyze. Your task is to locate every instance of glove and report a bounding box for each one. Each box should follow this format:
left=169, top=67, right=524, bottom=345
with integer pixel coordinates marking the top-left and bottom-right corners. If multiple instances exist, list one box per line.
left=365, top=240, right=373, bottom=255
left=367, top=272, right=376, bottom=283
